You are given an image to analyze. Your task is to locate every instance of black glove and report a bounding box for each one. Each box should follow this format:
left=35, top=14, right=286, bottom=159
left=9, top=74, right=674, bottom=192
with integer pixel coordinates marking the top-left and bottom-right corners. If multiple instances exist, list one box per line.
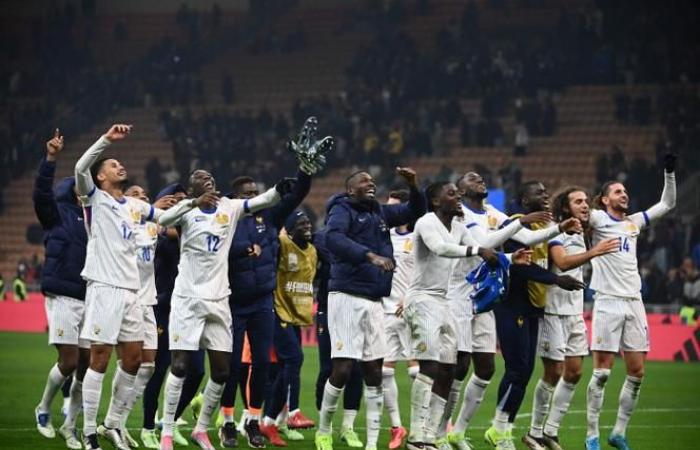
left=663, top=152, right=677, bottom=173
left=275, top=177, right=296, bottom=196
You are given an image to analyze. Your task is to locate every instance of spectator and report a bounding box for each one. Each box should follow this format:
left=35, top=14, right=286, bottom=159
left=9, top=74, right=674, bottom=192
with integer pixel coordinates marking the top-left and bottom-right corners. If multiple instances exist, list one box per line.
left=513, top=123, right=529, bottom=156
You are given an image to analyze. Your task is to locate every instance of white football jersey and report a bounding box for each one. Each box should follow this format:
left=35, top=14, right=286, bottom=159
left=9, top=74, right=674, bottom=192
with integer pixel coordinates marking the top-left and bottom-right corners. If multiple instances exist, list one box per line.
left=172, top=197, right=247, bottom=300
left=545, top=233, right=585, bottom=315
left=134, top=220, right=159, bottom=306
left=382, top=228, right=414, bottom=314
left=81, top=188, right=155, bottom=290
left=408, top=213, right=478, bottom=298
left=589, top=209, right=647, bottom=299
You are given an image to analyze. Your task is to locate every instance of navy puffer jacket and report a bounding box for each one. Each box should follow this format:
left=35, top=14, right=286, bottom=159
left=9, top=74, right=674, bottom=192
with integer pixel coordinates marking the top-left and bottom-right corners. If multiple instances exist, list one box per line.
left=33, top=158, right=87, bottom=300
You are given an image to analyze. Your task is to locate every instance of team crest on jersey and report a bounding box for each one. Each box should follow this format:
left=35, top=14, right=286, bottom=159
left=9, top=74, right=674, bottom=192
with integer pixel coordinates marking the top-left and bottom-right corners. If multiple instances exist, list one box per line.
left=215, top=213, right=230, bottom=225
left=596, top=336, right=603, bottom=344
left=516, top=316, right=524, bottom=327
left=379, top=219, right=388, bottom=232
left=147, top=222, right=158, bottom=237
left=130, top=208, right=142, bottom=223
left=57, top=329, right=64, bottom=337
left=626, top=222, right=639, bottom=233
left=173, top=334, right=180, bottom=342
left=403, top=239, right=413, bottom=253
left=488, top=215, right=498, bottom=229
left=93, top=325, right=101, bottom=335
left=335, top=341, right=343, bottom=350
left=417, top=342, right=427, bottom=353
left=542, top=341, right=550, bottom=352
left=157, top=326, right=164, bottom=336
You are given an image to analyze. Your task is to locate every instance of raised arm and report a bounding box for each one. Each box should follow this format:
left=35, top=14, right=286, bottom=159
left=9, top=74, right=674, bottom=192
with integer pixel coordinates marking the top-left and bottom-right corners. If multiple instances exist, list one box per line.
left=245, top=186, right=282, bottom=215
left=638, top=170, right=676, bottom=226
left=157, top=199, right=197, bottom=227
left=269, top=171, right=312, bottom=228
left=33, top=131, right=64, bottom=229
left=74, top=124, right=131, bottom=197
left=382, top=167, right=427, bottom=227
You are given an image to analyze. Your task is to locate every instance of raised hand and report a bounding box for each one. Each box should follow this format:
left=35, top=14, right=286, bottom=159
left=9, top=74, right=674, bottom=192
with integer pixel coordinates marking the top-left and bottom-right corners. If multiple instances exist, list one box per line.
left=104, top=124, right=132, bottom=142
left=288, top=117, right=334, bottom=175
left=558, top=217, right=582, bottom=234
left=153, top=195, right=177, bottom=210
left=275, top=178, right=297, bottom=196
left=592, top=238, right=620, bottom=256
left=367, top=252, right=395, bottom=272
left=512, top=248, right=533, bottom=265
left=46, top=128, right=64, bottom=161
left=193, top=191, right=219, bottom=210
left=520, top=211, right=552, bottom=224
left=396, top=167, right=418, bottom=187
left=664, top=151, right=678, bottom=173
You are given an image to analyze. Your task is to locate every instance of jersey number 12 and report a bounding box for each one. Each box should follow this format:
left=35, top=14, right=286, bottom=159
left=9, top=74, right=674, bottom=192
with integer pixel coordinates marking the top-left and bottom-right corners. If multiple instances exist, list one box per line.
left=207, top=235, right=222, bottom=252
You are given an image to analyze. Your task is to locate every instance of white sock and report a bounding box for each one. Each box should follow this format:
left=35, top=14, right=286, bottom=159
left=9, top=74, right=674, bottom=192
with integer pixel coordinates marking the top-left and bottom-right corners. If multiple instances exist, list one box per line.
left=82, top=369, right=105, bottom=436
left=318, top=381, right=343, bottom=434
left=341, top=408, right=357, bottom=430
left=409, top=373, right=433, bottom=442
left=586, top=368, right=610, bottom=438
left=38, top=363, right=68, bottom=413
left=161, top=372, right=185, bottom=437
left=195, top=379, right=225, bottom=433
left=364, top=385, right=383, bottom=448
left=544, top=379, right=577, bottom=437
left=529, top=379, right=555, bottom=438
left=275, top=406, right=289, bottom=427
left=493, top=408, right=509, bottom=433
left=383, top=367, right=402, bottom=427
left=437, top=380, right=462, bottom=439
left=408, top=365, right=419, bottom=381
left=62, top=378, right=83, bottom=430
left=105, top=365, right=136, bottom=429
left=612, top=376, right=642, bottom=437
left=454, top=374, right=490, bottom=433
left=120, top=363, right=155, bottom=430
left=62, top=396, right=71, bottom=412
left=424, top=393, right=447, bottom=444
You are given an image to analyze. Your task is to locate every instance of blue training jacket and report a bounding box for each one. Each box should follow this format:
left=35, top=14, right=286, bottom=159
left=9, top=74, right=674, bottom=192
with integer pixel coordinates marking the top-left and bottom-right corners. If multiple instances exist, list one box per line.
left=325, top=187, right=426, bottom=300
left=32, top=158, right=88, bottom=300
left=228, top=171, right=311, bottom=309
left=154, top=184, right=185, bottom=307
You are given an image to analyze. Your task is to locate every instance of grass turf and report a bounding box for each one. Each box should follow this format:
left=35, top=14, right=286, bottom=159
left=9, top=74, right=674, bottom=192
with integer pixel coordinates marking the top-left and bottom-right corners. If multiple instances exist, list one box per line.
left=1, top=331, right=699, bottom=449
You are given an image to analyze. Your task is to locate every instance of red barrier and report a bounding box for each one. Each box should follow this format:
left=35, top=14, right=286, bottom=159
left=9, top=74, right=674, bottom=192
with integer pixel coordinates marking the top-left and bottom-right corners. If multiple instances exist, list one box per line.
left=2, top=294, right=697, bottom=361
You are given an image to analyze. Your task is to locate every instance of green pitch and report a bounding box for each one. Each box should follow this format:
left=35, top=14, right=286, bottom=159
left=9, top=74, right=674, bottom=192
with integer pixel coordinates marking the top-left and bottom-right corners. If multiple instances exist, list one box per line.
left=1, top=331, right=699, bottom=449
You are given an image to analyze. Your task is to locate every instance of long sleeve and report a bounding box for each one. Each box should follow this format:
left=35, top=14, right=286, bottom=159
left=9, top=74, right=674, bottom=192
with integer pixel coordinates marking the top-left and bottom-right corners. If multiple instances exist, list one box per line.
left=509, top=262, right=559, bottom=285
left=158, top=199, right=197, bottom=227
left=326, top=206, right=371, bottom=264
left=270, top=171, right=312, bottom=228
left=75, top=135, right=110, bottom=198
left=382, top=185, right=427, bottom=228
left=245, top=187, right=282, bottom=214
left=32, top=158, right=60, bottom=229
left=510, top=223, right=561, bottom=246
left=467, top=219, right=523, bottom=248
left=637, top=171, right=676, bottom=226
left=416, top=218, right=471, bottom=258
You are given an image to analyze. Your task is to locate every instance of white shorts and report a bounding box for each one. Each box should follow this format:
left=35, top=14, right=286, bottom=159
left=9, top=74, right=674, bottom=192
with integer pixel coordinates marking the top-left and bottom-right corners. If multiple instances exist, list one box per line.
left=384, top=313, right=412, bottom=362
left=538, top=314, right=589, bottom=361
left=81, top=282, right=143, bottom=345
left=142, top=306, right=158, bottom=351
left=591, top=294, right=649, bottom=353
left=404, top=293, right=457, bottom=364
left=447, top=297, right=472, bottom=353
left=471, top=310, right=497, bottom=353
left=328, top=292, right=386, bottom=361
left=45, top=294, right=90, bottom=348
left=169, top=294, right=232, bottom=352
